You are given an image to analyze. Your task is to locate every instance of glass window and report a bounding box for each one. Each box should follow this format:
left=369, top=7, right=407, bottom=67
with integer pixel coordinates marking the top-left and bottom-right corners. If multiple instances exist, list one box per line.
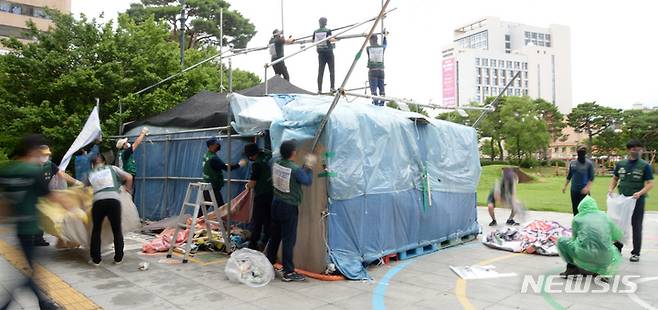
left=491, top=59, right=497, bottom=67
left=500, top=60, right=505, bottom=68
left=477, top=86, right=481, bottom=92
left=515, top=89, right=521, bottom=96
left=476, top=77, right=481, bottom=84
left=483, top=58, right=489, bottom=66
left=554, top=147, right=559, bottom=152
left=509, top=70, right=514, bottom=76
left=517, top=79, right=522, bottom=87
left=523, top=71, right=528, bottom=79
left=484, top=68, right=490, bottom=77
left=456, top=30, right=489, bottom=49
left=11, top=3, right=21, bottom=14
left=33, top=7, right=46, bottom=18
left=505, top=42, right=511, bottom=49
left=546, top=41, right=551, bottom=47
left=476, top=67, right=481, bottom=76
left=493, top=78, right=498, bottom=86
left=505, top=34, right=511, bottom=41
left=0, top=1, right=10, bottom=12
left=562, top=147, right=567, bottom=153
left=538, top=33, right=545, bottom=40
left=485, top=78, right=490, bottom=85
left=531, top=32, right=537, bottom=39
left=524, top=80, right=528, bottom=88
left=525, top=39, right=531, bottom=46
left=476, top=58, right=480, bottom=66
left=514, top=61, right=520, bottom=69
left=538, top=41, right=545, bottom=47
left=524, top=89, right=528, bottom=96
left=507, top=89, right=513, bottom=95
left=501, top=79, right=506, bottom=86
left=525, top=32, right=531, bottom=38
left=546, top=34, right=551, bottom=41
left=484, top=86, right=489, bottom=94
left=507, top=61, right=512, bottom=68
left=522, top=62, right=528, bottom=70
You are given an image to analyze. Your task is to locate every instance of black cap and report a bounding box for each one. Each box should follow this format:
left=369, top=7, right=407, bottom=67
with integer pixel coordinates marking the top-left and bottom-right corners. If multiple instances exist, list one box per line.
left=626, top=139, right=643, bottom=149
left=244, top=143, right=260, bottom=157
left=206, top=138, right=220, bottom=147
left=280, top=140, right=297, bottom=159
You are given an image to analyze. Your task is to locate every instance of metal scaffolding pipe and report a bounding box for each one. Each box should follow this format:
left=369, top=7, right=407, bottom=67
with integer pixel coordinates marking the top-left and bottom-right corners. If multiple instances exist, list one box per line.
left=311, top=0, right=392, bottom=152
left=342, top=92, right=494, bottom=111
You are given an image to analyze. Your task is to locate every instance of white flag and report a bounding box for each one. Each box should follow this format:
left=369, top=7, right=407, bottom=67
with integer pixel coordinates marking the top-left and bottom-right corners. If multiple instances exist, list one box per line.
left=59, top=106, right=102, bottom=172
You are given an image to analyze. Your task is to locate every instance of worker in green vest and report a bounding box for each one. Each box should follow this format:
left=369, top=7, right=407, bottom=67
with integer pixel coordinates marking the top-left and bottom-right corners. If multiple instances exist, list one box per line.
left=269, top=29, right=295, bottom=81
left=244, top=143, right=273, bottom=251
left=115, top=127, right=149, bottom=183
left=367, top=34, right=387, bottom=106
left=266, top=140, right=316, bottom=282
left=608, top=139, right=654, bottom=262
left=85, top=153, right=133, bottom=266
left=202, top=138, right=245, bottom=209
left=0, top=134, right=63, bottom=310
left=313, top=17, right=337, bottom=94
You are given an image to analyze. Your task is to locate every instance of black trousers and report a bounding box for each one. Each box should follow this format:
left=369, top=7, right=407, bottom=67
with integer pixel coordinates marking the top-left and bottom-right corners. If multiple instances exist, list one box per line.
left=317, top=51, right=335, bottom=92
left=1, top=235, right=51, bottom=309
left=201, top=185, right=225, bottom=217
left=273, top=61, right=290, bottom=81
left=266, top=199, right=299, bottom=274
left=90, top=199, right=124, bottom=263
left=570, top=190, right=588, bottom=215
left=249, top=194, right=273, bottom=250
left=616, top=196, right=646, bottom=256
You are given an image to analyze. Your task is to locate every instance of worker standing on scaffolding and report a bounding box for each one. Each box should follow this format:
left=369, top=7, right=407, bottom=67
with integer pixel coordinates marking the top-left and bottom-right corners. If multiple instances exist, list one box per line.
left=367, top=34, right=387, bottom=106
left=314, top=17, right=336, bottom=94
left=269, top=29, right=294, bottom=81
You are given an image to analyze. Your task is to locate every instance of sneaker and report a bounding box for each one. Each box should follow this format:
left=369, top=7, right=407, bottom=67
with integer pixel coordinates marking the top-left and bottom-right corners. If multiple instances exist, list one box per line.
left=559, top=266, right=580, bottom=278
left=88, top=260, right=101, bottom=267
left=282, top=272, right=306, bottom=282
left=488, top=220, right=497, bottom=227
left=330, top=88, right=336, bottom=93
left=506, top=219, right=520, bottom=226
left=630, top=255, right=640, bottom=262
left=113, top=259, right=123, bottom=265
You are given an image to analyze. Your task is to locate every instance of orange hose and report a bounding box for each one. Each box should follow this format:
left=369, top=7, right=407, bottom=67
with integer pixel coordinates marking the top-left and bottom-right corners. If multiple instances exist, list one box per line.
left=274, top=263, right=345, bottom=281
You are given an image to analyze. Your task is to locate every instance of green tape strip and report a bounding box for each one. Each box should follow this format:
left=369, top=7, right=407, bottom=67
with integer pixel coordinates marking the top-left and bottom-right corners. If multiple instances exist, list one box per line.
left=324, top=152, right=336, bottom=159
left=541, top=267, right=567, bottom=310
left=318, top=171, right=337, bottom=178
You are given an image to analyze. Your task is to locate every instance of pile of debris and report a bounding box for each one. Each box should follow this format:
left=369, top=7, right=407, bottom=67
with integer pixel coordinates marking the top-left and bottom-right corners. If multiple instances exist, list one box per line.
left=482, top=220, right=572, bottom=256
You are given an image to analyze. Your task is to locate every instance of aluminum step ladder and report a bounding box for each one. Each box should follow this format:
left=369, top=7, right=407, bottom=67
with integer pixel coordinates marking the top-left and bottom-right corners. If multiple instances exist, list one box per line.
left=166, top=182, right=231, bottom=263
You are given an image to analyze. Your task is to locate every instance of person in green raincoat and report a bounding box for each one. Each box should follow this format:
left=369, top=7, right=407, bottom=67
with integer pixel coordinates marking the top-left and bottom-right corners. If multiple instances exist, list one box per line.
left=557, top=195, right=623, bottom=277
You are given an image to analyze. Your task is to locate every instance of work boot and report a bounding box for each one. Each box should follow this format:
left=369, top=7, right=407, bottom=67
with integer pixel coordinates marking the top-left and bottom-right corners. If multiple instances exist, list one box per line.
left=488, top=220, right=497, bottom=226
left=630, top=254, right=640, bottom=262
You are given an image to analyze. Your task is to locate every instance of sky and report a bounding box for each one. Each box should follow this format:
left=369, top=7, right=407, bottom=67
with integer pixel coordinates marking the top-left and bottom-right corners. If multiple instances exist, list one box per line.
left=72, top=0, right=658, bottom=110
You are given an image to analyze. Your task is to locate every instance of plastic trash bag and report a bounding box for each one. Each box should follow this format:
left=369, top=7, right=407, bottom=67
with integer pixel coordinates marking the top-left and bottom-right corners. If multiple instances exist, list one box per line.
left=225, top=248, right=275, bottom=287
left=606, top=194, right=636, bottom=243
left=557, top=196, right=623, bottom=275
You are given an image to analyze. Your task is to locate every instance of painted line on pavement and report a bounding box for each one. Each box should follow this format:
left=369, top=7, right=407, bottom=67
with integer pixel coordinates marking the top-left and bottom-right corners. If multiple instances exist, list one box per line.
left=454, top=253, right=520, bottom=310
left=0, top=240, right=101, bottom=310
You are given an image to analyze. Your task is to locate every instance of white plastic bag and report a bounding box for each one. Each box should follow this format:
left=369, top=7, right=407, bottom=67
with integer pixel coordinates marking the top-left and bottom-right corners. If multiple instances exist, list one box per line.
left=606, top=194, right=636, bottom=243
left=225, top=248, right=275, bottom=287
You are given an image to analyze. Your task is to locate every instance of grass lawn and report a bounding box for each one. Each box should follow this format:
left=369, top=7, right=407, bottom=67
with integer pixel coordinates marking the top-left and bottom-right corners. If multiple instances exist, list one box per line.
left=477, top=165, right=658, bottom=213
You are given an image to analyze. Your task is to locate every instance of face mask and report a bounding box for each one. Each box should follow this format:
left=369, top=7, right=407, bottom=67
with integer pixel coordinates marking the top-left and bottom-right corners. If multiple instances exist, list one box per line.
left=40, top=156, right=49, bottom=164
left=577, top=151, right=586, bottom=162
left=630, top=151, right=642, bottom=159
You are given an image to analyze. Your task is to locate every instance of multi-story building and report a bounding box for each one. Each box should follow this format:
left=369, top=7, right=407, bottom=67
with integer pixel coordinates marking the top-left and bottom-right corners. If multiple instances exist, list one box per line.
left=0, top=0, right=70, bottom=53
left=442, top=17, right=572, bottom=114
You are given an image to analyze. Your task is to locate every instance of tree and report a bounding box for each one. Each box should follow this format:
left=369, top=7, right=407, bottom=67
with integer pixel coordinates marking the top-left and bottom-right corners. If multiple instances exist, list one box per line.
left=592, top=128, right=624, bottom=156
left=407, top=103, right=429, bottom=117
left=567, top=102, right=621, bottom=152
left=499, top=97, right=550, bottom=163
left=0, top=11, right=259, bottom=158
left=533, top=99, right=566, bottom=159
left=126, top=0, right=257, bottom=49
left=621, top=109, right=658, bottom=152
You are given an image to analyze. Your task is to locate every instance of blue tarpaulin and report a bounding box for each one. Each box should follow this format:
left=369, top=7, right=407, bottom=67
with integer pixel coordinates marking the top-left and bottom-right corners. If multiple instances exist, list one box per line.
left=124, top=127, right=255, bottom=220
left=232, top=94, right=482, bottom=279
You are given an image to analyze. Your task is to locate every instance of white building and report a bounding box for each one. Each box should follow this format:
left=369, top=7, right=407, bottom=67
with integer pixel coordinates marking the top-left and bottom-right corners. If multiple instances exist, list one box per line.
left=442, top=17, right=572, bottom=114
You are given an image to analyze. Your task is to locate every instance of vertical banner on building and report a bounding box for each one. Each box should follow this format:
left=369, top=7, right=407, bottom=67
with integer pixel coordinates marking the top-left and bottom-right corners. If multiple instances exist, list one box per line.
left=442, top=58, right=457, bottom=107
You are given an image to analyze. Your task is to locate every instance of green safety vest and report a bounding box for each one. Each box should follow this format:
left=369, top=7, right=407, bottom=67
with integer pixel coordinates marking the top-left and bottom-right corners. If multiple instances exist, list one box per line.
left=272, top=159, right=303, bottom=206
left=253, top=152, right=273, bottom=197
left=314, top=27, right=333, bottom=51
left=367, top=46, right=385, bottom=69
left=119, top=149, right=136, bottom=175
left=202, top=151, right=224, bottom=188
left=41, top=161, right=54, bottom=184
left=617, top=159, right=648, bottom=197
left=88, top=165, right=121, bottom=194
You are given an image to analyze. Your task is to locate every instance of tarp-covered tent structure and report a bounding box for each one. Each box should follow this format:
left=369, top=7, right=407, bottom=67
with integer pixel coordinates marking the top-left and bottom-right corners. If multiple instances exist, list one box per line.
left=123, top=77, right=312, bottom=220
left=230, top=93, right=482, bottom=280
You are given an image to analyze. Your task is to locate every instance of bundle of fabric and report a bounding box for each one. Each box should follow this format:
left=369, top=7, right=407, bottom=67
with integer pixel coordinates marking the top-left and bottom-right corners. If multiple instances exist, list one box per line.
left=38, top=186, right=141, bottom=249
left=141, top=189, right=253, bottom=253
left=482, top=220, right=572, bottom=256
